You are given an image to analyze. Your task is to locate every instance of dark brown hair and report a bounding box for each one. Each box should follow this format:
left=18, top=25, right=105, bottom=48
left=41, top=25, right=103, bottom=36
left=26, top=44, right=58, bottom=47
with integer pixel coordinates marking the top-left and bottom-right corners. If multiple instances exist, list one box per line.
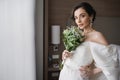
left=71, top=2, right=96, bottom=23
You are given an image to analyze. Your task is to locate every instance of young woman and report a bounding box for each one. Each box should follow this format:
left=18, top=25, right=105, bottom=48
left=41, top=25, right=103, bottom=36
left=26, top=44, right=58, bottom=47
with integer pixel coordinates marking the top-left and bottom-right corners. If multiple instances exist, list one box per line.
left=59, top=2, right=119, bottom=80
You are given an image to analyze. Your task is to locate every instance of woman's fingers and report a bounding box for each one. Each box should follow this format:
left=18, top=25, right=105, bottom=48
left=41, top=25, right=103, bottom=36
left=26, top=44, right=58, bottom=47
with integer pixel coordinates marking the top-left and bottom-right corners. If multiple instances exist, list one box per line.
left=79, top=65, right=92, bottom=78
left=79, top=66, right=88, bottom=71
left=62, top=50, right=71, bottom=60
left=80, top=70, right=88, bottom=78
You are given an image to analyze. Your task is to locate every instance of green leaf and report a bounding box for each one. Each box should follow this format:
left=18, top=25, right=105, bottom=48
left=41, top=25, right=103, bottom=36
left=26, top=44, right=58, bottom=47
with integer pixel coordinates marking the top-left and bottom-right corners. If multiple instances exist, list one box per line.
left=62, top=26, right=85, bottom=52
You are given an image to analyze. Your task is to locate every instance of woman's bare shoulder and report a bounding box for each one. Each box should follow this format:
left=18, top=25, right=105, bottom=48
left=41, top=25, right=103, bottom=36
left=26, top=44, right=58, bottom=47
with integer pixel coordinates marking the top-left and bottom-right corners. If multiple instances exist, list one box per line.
left=90, top=30, right=108, bottom=45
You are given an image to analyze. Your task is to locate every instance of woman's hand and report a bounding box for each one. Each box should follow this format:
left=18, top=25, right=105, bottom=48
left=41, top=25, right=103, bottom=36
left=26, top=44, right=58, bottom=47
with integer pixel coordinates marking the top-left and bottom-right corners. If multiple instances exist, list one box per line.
left=62, top=50, right=72, bottom=60
left=79, top=65, right=102, bottom=78
left=79, top=66, right=93, bottom=78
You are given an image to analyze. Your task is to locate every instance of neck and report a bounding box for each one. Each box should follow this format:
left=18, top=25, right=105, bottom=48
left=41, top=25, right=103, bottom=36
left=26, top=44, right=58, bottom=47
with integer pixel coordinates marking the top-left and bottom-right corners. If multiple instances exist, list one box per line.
left=83, top=27, right=94, bottom=35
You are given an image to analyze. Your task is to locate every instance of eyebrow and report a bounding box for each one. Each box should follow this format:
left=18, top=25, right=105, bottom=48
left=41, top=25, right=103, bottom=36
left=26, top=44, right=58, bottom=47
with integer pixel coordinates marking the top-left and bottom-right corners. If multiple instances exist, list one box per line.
left=79, top=13, right=86, bottom=16
left=74, top=12, right=86, bottom=17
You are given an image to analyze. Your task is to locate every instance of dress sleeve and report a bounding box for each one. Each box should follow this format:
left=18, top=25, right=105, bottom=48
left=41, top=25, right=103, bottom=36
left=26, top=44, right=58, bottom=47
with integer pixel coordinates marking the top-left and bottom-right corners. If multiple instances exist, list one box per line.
left=89, top=42, right=119, bottom=80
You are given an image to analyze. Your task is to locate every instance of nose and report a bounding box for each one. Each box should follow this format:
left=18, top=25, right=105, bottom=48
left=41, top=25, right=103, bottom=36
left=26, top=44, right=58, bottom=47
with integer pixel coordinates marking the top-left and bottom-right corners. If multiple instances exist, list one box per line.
left=77, top=17, right=81, bottom=23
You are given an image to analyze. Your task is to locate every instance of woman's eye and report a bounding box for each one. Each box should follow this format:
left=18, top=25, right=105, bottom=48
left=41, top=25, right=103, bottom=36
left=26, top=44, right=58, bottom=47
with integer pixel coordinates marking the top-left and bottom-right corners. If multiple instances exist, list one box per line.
left=81, top=15, right=85, bottom=18
left=74, top=17, right=78, bottom=20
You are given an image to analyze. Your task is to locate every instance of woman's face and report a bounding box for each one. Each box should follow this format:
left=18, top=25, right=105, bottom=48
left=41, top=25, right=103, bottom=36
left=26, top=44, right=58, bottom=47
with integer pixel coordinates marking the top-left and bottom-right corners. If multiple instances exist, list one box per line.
left=74, top=8, right=92, bottom=30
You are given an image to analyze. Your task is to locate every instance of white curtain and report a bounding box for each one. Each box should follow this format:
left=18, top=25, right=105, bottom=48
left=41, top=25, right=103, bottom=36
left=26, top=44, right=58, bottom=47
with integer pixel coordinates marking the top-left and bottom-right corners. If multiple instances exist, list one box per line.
left=0, top=0, right=36, bottom=80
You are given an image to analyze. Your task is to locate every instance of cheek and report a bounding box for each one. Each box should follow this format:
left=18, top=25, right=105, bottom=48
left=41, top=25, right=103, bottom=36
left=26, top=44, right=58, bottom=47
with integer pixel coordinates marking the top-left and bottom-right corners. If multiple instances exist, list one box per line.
left=75, top=20, right=79, bottom=25
left=83, top=18, right=90, bottom=25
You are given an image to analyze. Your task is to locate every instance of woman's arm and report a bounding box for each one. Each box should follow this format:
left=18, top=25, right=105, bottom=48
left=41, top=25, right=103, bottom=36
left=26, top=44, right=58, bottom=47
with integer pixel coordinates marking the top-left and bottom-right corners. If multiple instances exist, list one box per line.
left=92, top=67, right=102, bottom=74
left=79, top=64, right=102, bottom=78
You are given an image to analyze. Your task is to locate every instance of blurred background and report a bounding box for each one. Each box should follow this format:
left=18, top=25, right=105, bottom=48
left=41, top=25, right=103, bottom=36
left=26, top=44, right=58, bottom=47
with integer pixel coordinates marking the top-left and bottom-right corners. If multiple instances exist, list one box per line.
left=0, top=0, right=120, bottom=80
left=44, top=0, right=120, bottom=80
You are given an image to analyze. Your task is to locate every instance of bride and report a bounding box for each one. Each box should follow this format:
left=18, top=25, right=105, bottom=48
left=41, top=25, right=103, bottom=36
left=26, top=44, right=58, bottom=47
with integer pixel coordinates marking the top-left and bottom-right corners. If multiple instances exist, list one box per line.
left=59, top=2, right=119, bottom=80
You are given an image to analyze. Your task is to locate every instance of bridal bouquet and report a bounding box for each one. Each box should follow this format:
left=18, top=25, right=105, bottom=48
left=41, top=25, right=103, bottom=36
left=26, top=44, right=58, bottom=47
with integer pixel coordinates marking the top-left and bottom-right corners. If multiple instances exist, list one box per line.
left=62, top=26, right=85, bottom=52
left=59, top=26, right=85, bottom=70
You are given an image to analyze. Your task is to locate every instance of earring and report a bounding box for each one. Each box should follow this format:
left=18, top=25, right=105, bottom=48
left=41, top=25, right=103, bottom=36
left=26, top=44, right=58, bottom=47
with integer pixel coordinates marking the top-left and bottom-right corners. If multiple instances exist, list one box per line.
left=90, top=20, right=93, bottom=27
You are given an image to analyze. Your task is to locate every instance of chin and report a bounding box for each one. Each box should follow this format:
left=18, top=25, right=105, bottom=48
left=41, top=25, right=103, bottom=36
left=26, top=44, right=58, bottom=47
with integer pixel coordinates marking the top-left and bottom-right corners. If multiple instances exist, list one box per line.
left=79, top=26, right=84, bottom=30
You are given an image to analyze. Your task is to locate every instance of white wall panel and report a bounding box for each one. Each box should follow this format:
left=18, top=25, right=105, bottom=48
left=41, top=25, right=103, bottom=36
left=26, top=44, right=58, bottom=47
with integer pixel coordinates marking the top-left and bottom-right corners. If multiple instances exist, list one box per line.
left=0, top=0, right=36, bottom=80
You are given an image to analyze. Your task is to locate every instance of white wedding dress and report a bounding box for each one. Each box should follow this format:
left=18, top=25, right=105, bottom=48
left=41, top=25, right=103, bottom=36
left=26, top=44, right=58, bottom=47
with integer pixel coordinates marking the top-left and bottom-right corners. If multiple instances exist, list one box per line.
left=59, top=41, right=120, bottom=80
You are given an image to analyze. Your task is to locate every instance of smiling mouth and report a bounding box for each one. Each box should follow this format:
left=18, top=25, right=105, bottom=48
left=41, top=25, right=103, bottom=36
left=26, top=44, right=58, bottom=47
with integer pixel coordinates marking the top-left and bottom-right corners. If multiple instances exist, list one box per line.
left=78, top=24, right=83, bottom=27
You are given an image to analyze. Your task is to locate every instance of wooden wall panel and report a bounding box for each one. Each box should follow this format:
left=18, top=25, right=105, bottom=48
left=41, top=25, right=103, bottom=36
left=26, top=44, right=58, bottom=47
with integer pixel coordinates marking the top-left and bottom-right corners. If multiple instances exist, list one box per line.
left=47, top=0, right=120, bottom=53
left=48, top=0, right=120, bottom=32
left=45, top=0, right=120, bottom=80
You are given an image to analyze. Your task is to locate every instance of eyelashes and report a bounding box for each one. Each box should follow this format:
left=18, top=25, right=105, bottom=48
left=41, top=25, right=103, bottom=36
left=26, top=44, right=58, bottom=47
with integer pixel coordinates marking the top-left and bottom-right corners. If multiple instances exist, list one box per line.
left=74, top=14, right=86, bottom=20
